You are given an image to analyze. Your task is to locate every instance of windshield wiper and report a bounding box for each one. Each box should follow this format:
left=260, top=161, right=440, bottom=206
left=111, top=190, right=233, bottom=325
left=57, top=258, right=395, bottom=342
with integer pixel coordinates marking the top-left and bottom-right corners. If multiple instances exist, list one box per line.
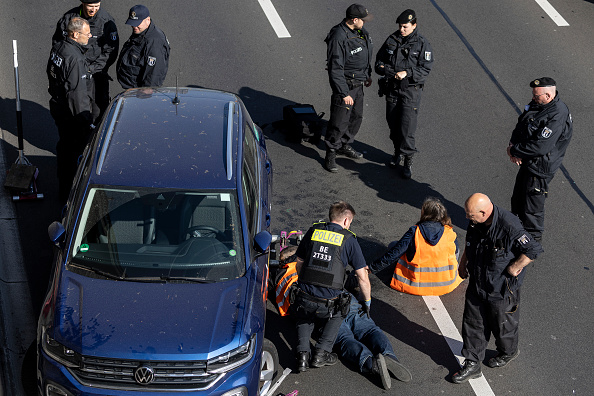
left=160, top=275, right=216, bottom=283
left=70, top=263, right=126, bottom=281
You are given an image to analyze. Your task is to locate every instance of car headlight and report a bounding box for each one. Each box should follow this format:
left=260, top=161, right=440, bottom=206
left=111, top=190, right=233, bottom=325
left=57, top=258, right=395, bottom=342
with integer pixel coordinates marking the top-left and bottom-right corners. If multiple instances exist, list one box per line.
left=41, top=327, right=81, bottom=368
left=207, top=336, right=255, bottom=374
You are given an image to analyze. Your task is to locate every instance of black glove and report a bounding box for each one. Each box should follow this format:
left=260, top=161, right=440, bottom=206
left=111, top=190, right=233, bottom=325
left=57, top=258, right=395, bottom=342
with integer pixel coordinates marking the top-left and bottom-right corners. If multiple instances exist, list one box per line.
left=358, top=302, right=371, bottom=319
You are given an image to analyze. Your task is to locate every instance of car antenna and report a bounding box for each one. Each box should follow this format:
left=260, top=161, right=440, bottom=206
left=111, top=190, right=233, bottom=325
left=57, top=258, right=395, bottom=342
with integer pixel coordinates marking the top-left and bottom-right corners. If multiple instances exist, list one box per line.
left=172, top=75, right=180, bottom=105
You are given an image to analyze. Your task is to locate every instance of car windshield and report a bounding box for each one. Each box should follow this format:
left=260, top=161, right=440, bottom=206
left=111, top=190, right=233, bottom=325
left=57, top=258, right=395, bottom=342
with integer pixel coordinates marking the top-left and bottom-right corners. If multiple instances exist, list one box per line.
left=70, top=186, right=245, bottom=281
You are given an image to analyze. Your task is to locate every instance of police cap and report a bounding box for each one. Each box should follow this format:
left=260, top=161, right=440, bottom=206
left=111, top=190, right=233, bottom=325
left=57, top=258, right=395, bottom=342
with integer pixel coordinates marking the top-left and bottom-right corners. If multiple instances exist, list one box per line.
left=346, top=4, right=373, bottom=21
left=396, top=9, right=416, bottom=24
left=126, top=4, right=150, bottom=27
left=530, top=77, right=556, bottom=88
left=81, top=1, right=101, bottom=3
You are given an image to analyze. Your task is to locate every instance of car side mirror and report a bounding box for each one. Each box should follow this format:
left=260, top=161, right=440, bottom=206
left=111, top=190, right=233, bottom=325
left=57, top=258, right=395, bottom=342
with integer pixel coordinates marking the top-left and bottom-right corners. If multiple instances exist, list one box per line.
left=48, top=221, right=66, bottom=248
left=253, top=231, right=272, bottom=255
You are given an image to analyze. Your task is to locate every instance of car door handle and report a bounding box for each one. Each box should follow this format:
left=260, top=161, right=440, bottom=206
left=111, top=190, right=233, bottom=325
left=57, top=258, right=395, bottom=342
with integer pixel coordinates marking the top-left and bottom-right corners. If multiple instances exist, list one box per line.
left=265, top=160, right=271, bottom=174
left=266, top=213, right=271, bottom=227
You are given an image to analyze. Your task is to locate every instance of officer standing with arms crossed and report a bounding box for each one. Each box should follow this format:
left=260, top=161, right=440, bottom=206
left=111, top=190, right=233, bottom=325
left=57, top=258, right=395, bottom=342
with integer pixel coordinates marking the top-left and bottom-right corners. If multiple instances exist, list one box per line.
left=47, top=17, right=95, bottom=201
left=452, top=193, right=543, bottom=383
left=507, top=77, right=573, bottom=242
left=53, top=1, right=118, bottom=121
left=292, top=201, right=371, bottom=372
left=375, top=10, right=433, bottom=179
left=324, top=4, right=373, bottom=173
left=116, top=4, right=170, bottom=89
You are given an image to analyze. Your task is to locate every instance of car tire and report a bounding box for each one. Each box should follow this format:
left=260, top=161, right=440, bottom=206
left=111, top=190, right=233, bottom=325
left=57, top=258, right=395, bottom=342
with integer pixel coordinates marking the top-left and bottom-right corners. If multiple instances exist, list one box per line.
left=259, top=338, right=280, bottom=395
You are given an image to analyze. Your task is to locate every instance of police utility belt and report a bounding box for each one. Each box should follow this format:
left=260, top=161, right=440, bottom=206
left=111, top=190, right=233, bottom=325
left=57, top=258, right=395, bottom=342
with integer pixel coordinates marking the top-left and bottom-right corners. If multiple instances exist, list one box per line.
left=296, top=289, right=351, bottom=314
left=346, top=78, right=365, bottom=89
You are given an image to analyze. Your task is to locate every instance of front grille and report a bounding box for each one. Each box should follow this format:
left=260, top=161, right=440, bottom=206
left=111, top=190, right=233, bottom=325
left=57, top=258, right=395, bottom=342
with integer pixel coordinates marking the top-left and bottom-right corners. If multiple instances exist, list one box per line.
left=70, top=356, right=222, bottom=391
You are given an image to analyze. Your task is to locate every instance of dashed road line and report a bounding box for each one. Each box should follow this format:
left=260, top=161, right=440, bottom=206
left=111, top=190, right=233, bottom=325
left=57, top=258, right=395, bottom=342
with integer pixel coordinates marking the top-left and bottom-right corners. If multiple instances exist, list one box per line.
left=257, top=0, right=291, bottom=38
left=423, top=295, right=496, bottom=396
left=534, top=0, right=569, bottom=26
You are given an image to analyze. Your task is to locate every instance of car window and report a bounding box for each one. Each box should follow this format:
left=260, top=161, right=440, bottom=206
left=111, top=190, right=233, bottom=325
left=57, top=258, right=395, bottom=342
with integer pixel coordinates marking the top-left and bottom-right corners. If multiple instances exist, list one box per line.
left=70, top=187, right=245, bottom=281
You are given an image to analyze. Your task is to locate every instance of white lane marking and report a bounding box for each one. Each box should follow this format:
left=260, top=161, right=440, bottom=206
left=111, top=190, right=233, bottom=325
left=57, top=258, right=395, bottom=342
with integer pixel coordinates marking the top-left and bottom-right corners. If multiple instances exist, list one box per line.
left=258, top=0, right=291, bottom=38
left=534, top=0, right=569, bottom=26
left=423, top=296, right=496, bottom=396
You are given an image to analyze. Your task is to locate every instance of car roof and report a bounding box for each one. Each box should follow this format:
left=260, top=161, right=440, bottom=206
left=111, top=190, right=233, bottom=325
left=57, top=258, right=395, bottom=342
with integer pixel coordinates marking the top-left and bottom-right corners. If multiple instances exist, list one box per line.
left=89, top=87, right=244, bottom=190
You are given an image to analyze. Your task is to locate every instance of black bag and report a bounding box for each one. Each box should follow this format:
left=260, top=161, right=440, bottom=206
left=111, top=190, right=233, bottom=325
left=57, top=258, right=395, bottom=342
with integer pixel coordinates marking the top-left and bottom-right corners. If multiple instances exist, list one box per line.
left=283, top=104, right=324, bottom=144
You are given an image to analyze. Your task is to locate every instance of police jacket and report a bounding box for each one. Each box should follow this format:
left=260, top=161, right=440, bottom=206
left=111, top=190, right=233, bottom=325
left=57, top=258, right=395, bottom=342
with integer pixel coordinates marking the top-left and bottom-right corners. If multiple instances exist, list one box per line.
left=52, top=6, right=119, bottom=75
left=325, top=20, right=373, bottom=97
left=465, top=205, right=543, bottom=301
left=509, top=93, right=573, bottom=178
left=296, top=222, right=366, bottom=299
left=374, top=29, right=433, bottom=93
left=47, top=37, right=93, bottom=126
left=117, top=22, right=170, bottom=89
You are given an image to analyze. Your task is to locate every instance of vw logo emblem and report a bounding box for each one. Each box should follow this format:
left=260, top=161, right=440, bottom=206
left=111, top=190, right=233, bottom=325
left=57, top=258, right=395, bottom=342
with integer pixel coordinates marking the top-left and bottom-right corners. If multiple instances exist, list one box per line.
left=134, top=365, right=155, bottom=385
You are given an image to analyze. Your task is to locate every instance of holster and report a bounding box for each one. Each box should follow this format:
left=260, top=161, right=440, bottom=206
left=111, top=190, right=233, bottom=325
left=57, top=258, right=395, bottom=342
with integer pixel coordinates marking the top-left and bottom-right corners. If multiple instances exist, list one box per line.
left=336, top=293, right=352, bottom=316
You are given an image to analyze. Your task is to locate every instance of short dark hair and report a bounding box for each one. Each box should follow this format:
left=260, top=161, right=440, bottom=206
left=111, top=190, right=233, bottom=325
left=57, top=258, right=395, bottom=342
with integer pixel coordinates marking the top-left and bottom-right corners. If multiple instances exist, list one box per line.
left=418, top=197, right=451, bottom=226
left=329, top=201, right=356, bottom=222
left=67, top=17, right=89, bottom=34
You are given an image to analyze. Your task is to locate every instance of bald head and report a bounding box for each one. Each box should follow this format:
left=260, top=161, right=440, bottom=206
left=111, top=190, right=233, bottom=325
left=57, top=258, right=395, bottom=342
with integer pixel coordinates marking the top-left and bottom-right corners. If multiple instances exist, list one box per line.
left=465, top=193, right=494, bottom=224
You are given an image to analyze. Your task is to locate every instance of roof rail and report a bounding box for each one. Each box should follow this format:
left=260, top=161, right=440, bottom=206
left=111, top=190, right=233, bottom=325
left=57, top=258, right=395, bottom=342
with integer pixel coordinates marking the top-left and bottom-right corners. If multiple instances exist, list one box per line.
left=226, top=101, right=235, bottom=181
left=96, top=98, right=123, bottom=175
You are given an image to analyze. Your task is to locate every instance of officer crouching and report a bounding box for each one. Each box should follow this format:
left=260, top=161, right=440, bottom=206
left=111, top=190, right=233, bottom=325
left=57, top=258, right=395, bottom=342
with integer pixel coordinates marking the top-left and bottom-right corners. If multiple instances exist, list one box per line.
left=291, top=201, right=372, bottom=372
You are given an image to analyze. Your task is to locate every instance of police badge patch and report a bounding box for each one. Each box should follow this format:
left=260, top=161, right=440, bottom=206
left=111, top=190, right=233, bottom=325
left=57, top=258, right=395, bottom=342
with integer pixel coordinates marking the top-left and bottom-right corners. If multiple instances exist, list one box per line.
left=110, top=32, right=117, bottom=41
left=541, top=126, right=553, bottom=138
left=147, top=56, right=157, bottom=66
left=424, top=51, right=432, bottom=61
left=517, top=234, right=531, bottom=245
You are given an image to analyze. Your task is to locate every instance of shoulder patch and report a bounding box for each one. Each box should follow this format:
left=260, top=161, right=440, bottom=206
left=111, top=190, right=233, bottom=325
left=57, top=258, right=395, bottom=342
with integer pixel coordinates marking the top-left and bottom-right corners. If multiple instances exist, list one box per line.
left=110, top=32, right=117, bottom=41
left=541, top=126, right=553, bottom=139
left=147, top=56, right=156, bottom=66
left=424, top=51, right=432, bottom=61
left=517, top=234, right=531, bottom=245
left=50, top=52, right=63, bottom=68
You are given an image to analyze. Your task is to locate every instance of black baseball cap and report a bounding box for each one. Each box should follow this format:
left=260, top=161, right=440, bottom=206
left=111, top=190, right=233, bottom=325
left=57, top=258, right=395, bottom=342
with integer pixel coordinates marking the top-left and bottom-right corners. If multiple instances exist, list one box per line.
left=530, top=77, right=556, bottom=88
left=126, top=4, right=150, bottom=27
left=346, top=4, right=373, bottom=21
left=397, top=9, right=416, bottom=24
left=81, top=1, right=101, bottom=3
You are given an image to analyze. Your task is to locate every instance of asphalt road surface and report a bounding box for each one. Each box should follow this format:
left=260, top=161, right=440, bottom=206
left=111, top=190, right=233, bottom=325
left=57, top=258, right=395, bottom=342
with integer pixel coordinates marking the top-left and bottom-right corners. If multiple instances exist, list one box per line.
left=1, top=1, right=593, bottom=395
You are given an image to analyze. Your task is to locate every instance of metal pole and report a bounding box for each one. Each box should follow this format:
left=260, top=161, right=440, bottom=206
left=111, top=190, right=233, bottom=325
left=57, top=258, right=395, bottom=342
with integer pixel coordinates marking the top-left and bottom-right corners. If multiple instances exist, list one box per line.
left=13, top=39, right=26, bottom=164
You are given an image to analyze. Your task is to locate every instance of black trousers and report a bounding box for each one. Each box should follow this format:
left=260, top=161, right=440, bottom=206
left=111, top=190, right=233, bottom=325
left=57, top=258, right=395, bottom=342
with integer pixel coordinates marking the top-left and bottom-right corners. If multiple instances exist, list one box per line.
left=385, top=85, right=423, bottom=156
left=511, top=166, right=554, bottom=240
left=91, top=73, right=111, bottom=122
left=461, top=286, right=521, bottom=362
left=293, top=294, right=344, bottom=354
left=50, top=102, right=91, bottom=201
left=325, top=84, right=364, bottom=151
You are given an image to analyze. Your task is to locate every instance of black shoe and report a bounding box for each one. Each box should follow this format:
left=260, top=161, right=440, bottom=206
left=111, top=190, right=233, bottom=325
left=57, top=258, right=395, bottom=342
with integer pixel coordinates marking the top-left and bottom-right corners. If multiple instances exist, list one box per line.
left=324, top=150, right=338, bottom=173
left=337, top=144, right=363, bottom=159
left=384, top=355, right=412, bottom=383
left=402, top=155, right=413, bottom=179
left=371, top=354, right=391, bottom=389
left=310, top=350, right=338, bottom=368
left=487, top=350, right=519, bottom=368
left=296, top=351, right=310, bottom=373
left=388, top=153, right=403, bottom=168
left=452, top=360, right=482, bottom=384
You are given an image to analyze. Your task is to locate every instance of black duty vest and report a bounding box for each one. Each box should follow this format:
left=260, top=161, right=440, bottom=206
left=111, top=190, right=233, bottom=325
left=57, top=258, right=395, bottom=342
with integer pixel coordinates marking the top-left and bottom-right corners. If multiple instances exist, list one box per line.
left=299, top=222, right=354, bottom=290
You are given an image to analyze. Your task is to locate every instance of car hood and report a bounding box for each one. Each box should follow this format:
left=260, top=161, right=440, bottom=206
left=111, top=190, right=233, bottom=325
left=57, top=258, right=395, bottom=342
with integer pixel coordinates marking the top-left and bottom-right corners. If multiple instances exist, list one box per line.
left=52, top=273, right=248, bottom=360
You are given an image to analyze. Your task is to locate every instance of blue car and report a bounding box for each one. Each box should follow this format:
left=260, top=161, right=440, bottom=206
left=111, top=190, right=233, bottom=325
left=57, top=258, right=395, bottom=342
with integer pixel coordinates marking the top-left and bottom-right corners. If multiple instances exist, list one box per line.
left=38, top=88, right=277, bottom=396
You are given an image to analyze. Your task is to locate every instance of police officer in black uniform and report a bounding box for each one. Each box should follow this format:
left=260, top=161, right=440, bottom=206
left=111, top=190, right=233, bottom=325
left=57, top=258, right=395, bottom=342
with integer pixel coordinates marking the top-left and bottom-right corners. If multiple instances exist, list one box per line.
left=375, top=9, right=433, bottom=179
left=324, top=4, right=373, bottom=173
left=116, top=4, right=170, bottom=89
left=47, top=17, right=95, bottom=201
left=452, top=193, right=543, bottom=384
left=52, top=0, right=118, bottom=121
left=507, top=77, right=573, bottom=242
left=292, top=201, right=371, bottom=372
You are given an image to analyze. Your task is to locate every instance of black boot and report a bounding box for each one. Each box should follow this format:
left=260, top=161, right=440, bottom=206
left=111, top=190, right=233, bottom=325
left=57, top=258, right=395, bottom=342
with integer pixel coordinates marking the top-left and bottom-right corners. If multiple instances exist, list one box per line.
left=389, top=151, right=402, bottom=168
left=384, top=355, right=412, bottom=382
left=324, top=150, right=338, bottom=173
left=296, top=351, right=310, bottom=373
left=337, top=144, right=363, bottom=159
left=371, top=354, right=391, bottom=389
left=310, top=349, right=338, bottom=368
left=452, top=360, right=482, bottom=384
left=402, top=155, right=414, bottom=179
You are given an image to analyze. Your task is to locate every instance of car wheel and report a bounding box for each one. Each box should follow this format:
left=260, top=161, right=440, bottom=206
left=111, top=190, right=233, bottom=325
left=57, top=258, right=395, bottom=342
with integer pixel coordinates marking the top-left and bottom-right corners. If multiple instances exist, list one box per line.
left=259, top=338, right=279, bottom=395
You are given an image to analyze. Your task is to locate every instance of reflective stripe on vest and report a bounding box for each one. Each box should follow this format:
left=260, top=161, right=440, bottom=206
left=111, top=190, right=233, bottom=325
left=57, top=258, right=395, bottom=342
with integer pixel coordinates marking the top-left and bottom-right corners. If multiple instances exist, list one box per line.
left=390, top=225, right=463, bottom=296
left=275, top=262, right=298, bottom=316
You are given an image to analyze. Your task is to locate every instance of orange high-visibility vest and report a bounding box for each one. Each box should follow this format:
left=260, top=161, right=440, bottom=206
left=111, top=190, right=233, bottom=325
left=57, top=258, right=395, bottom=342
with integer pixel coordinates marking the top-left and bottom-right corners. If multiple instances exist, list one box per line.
left=275, top=261, right=298, bottom=316
left=390, top=225, right=463, bottom=296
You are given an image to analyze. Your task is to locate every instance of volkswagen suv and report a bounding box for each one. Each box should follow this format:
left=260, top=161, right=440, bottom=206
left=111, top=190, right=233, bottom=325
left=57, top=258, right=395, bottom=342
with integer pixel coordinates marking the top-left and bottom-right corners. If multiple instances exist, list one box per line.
left=37, top=88, right=277, bottom=396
